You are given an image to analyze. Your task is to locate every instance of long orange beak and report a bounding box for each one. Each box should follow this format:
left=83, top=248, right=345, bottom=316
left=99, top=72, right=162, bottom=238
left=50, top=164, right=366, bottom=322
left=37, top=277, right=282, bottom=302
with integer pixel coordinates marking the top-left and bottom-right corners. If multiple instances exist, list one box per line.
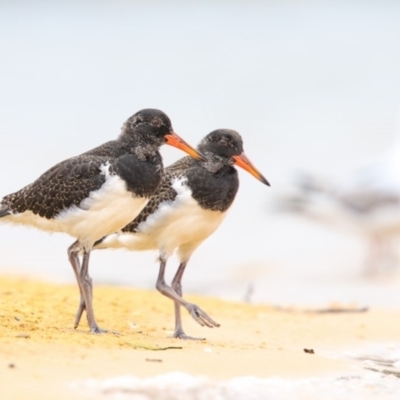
left=165, top=132, right=206, bottom=161
left=232, top=152, right=270, bottom=186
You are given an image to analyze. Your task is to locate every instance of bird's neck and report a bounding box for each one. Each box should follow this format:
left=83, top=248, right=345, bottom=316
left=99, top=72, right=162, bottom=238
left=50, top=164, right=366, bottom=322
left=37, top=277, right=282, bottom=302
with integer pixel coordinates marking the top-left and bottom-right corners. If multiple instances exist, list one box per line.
left=202, top=153, right=232, bottom=174
left=119, top=134, right=159, bottom=161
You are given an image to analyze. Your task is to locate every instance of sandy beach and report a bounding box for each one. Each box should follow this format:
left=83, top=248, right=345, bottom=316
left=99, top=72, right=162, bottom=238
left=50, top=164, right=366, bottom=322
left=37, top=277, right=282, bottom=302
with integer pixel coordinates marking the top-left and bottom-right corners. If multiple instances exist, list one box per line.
left=1, top=276, right=400, bottom=399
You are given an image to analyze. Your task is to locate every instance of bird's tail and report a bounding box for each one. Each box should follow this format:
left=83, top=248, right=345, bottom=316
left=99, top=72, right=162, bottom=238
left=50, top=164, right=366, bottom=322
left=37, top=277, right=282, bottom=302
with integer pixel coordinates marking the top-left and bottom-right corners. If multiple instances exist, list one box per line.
left=0, top=207, right=11, bottom=218
left=93, top=236, right=106, bottom=249
left=93, top=232, right=127, bottom=250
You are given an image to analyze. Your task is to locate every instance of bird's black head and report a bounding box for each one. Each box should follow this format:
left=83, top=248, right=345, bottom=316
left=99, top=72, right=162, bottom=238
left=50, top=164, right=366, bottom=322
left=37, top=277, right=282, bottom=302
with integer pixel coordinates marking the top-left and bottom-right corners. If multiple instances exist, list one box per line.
left=121, top=108, right=204, bottom=160
left=198, top=129, right=270, bottom=186
left=122, top=109, right=173, bottom=145
left=198, top=129, right=244, bottom=159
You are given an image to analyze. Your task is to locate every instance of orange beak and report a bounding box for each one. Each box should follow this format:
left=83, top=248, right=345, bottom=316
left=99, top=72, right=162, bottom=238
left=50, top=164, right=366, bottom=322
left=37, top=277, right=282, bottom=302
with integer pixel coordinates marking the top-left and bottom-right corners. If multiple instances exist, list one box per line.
left=165, top=132, right=206, bottom=161
left=232, top=152, right=270, bottom=186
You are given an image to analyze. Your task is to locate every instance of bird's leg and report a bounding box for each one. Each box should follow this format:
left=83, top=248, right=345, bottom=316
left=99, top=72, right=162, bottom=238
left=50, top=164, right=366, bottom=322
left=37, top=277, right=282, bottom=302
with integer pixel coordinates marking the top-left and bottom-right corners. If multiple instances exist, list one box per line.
left=171, top=261, right=186, bottom=338
left=79, top=249, right=107, bottom=333
left=67, top=241, right=86, bottom=328
left=155, top=257, right=220, bottom=336
left=74, top=295, right=86, bottom=328
left=170, top=261, right=203, bottom=340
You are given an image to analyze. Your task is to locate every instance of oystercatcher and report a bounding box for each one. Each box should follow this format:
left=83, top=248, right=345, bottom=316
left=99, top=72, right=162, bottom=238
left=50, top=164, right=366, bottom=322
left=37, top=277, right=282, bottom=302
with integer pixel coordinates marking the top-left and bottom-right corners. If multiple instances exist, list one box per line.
left=0, top=108, right=203, bottom=333
left=92, top=129, right=269, bottom=339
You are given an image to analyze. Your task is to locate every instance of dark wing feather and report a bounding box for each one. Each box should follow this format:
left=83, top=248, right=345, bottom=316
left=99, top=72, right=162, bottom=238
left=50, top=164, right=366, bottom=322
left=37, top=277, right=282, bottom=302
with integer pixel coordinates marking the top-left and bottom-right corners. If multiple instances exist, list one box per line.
left=1, top=155, right=112, bottom=219
left=122, top=156, right=195, bottom=233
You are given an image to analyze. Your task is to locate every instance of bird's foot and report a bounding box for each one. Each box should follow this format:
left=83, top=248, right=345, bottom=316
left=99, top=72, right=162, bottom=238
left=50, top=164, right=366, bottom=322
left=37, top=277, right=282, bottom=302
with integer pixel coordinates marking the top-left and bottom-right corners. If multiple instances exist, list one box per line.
left=186, top=303, right=220, bottom=328
left=173, top=328, right=206, bottom=341
left=88, top=325, right=116, bottom=334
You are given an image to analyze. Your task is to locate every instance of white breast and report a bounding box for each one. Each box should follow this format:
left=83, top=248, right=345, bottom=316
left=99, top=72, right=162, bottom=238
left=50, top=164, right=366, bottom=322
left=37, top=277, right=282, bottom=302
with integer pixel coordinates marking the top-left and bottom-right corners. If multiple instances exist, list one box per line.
left=97, top=177, right=228, bottom=260
left=2, top=163, right=149, bottom=250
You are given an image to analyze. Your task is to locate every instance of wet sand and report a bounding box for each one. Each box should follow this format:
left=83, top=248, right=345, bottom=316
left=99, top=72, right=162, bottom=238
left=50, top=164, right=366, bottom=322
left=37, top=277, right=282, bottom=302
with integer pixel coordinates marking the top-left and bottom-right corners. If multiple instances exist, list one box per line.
left=1, top=276, right=400, bottom=399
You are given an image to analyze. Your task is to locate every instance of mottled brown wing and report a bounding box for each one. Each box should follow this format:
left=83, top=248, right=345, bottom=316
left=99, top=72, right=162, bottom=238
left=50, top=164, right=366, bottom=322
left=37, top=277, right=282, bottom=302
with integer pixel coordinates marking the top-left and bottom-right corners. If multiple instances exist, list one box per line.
left=1, top=155, right=112, bottom=219
left=122, top=156, right=195, bottom=233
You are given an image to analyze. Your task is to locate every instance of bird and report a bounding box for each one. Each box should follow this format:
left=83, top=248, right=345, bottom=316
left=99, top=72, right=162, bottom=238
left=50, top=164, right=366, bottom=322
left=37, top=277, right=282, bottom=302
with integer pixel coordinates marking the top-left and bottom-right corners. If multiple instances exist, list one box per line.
left=275, top=137, right=400, bottom=277
left=91, top=129, right=269, bottom=339
left=0, top=108, right=204, bottom=333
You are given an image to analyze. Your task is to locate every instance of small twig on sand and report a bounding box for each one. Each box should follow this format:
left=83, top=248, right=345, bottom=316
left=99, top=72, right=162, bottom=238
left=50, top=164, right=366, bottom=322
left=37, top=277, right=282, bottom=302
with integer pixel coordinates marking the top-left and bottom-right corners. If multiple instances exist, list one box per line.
left=312, top=307, right=369, bottom=314
left=273, top=306, right=369, bottom=314
left=121, top=341, right=182, bottom=351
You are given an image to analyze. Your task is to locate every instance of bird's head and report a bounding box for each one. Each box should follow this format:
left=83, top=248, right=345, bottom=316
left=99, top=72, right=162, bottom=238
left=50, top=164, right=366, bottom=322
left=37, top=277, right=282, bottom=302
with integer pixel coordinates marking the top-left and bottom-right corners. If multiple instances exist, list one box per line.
left=122, top=109, right=204, bottom=160
left=198, top=129, right=270, bottom=186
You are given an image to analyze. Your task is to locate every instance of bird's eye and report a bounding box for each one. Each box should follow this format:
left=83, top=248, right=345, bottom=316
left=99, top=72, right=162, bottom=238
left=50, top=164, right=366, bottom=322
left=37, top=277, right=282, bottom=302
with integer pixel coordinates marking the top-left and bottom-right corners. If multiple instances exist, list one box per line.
left=152, top=118, right=162, bottom=127
left=219, top=138, right=228, bottom=146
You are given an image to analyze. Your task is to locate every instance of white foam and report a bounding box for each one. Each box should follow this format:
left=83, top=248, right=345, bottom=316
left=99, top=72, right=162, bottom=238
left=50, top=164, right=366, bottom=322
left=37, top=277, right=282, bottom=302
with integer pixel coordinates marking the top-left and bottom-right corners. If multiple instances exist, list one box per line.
left=71, top=370, right=400, bottom=400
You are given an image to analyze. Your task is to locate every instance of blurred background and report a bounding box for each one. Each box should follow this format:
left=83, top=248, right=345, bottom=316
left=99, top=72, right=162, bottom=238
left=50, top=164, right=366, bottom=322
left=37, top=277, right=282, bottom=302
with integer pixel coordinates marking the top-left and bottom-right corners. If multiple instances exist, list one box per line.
left=1, top=0, right=400, bottom=308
